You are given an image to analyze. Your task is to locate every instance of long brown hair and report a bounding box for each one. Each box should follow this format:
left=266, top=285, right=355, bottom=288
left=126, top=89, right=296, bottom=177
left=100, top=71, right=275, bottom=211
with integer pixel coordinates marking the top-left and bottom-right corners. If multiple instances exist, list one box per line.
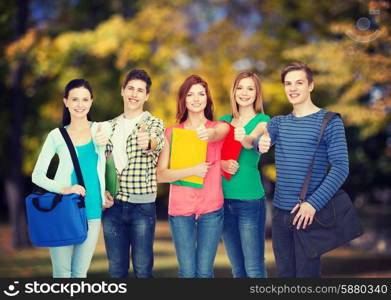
left=230, top=71, right=264, bottom=118
left=176, top=75, right=214, bottom=123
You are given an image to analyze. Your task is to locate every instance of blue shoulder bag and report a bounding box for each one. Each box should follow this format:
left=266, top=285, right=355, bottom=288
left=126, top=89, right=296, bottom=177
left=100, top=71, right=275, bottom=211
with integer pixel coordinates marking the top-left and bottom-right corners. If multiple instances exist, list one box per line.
left=25, top=128, right=88, bottom=247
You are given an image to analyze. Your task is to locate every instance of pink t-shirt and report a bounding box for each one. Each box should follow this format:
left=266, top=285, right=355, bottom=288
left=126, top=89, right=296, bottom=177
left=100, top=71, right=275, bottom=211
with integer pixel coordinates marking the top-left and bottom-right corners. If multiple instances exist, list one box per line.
left=165, top=120, right=225, bottom=217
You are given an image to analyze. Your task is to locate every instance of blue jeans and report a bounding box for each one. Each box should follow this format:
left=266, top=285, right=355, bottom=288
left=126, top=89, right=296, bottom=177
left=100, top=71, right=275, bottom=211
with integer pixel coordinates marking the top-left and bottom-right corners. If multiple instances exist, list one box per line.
left=222, top=198, right=267, bottom=278
left=49, top=218, right=101, bottom=278
left=272, top=206, right=321, bottom=277
left=169, top=207, right=224, bottom=278
left=102, top=200, right=156, bottom=278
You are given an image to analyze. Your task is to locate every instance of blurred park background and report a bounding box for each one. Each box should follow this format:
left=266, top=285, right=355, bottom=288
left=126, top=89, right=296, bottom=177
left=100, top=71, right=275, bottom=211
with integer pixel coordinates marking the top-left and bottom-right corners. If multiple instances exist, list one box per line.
left=0, top=0, right=390, bottom=277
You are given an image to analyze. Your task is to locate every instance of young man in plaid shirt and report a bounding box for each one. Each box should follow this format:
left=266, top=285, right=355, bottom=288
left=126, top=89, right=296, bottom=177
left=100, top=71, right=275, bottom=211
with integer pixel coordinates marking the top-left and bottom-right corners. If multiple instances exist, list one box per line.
left=98, top=69, right=165, bottom=278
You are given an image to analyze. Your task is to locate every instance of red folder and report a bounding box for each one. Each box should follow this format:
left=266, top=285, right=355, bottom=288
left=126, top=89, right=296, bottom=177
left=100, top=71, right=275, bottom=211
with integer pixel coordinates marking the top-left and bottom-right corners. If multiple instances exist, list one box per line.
left=221, top=121, right=243, bottom=181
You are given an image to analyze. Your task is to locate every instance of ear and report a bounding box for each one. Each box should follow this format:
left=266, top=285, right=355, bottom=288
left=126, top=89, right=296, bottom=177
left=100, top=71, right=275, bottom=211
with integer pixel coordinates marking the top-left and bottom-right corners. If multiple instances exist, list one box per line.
left=63, top=98, right=68, bottom=107
left=121, top=87, right=124, bottom=97
left=309, top=81, right=314, bottom=92
left=145, top=93, right=150, bottom=102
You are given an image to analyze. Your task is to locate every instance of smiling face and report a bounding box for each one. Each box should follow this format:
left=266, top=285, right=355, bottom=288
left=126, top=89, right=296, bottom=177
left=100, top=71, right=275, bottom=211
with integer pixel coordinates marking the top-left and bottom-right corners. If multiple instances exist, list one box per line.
left=185, top=83, right=207, bottom=114
left=63, top=87, right=93, bottom=120
left=234, top=77, right=257, bottom=108
left=283, top=70, right=314, bottom=106
left=121, top=79, right=149, bottom=114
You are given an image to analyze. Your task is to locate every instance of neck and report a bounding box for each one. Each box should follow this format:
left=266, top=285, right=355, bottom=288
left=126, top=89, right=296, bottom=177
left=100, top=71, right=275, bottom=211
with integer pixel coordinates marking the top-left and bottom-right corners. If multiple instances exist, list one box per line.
left=67, top=117, right=90, bottom=131
left=292, top=98, right=320, bottom=117
left=238, top=105, right=256, bottom=118
left=124, top=108, right=144, bottom=119
left=185, top=111, right=206, bottom=128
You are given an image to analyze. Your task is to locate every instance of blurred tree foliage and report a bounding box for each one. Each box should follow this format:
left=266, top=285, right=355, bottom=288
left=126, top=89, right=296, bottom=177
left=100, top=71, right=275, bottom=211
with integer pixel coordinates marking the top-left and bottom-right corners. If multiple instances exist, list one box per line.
left=1, top=0, right=391, bottom=234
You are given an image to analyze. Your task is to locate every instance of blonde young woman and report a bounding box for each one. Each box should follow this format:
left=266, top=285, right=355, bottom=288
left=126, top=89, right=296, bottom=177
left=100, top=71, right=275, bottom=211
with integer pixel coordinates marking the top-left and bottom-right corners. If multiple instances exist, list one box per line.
left=219, top=71, right=270, bottom=277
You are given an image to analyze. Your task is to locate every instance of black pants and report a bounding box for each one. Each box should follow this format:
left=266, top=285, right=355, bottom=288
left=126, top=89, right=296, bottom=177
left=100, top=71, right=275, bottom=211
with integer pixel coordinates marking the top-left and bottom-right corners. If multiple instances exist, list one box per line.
left=272, top=206, right=321, bottom=277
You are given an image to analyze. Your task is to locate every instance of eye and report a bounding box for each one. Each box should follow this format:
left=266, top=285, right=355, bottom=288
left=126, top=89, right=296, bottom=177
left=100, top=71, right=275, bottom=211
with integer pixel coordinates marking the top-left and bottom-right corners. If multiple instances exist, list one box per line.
left=248, top=88, right=254, bottom=91
left=199, top=92, right=205, bottom=96
left=83, top=98, right=90, bottom=102
left=187, top=93, right=192, bottom=97
left=237, top=87, right=242, bottom=90
left=71, top=98, right=78, bottom=102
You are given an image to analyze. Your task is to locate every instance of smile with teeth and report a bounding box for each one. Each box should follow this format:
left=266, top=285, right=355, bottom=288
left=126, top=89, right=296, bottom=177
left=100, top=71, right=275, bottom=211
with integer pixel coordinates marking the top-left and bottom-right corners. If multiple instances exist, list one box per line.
left=239, top=97, right=251, bottom=101
left=289, top=93, right=300, bottom=99
left=73, top=109, right=86, bottom=113
left=128, top=98, right=138, bottom=103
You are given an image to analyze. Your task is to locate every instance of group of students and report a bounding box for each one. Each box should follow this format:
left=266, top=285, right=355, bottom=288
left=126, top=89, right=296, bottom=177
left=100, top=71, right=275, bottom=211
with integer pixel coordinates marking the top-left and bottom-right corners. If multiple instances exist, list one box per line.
left=31, top=61, right=349, bottom=278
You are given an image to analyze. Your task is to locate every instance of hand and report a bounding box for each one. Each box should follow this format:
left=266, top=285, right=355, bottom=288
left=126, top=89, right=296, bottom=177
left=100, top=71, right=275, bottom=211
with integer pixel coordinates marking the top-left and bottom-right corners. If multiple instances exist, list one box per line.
left=192, top=162, right=211, bottom=178
left=61, top=185, right=86, bottom=197
left=221, top=159, right=239, bottom=175
left=103, top=191, right=114, bottom=209
left=196, top=125, right=213, bottom=141
left=137, top=124, right=150, bottom=150
left=258, top=129, right=271, bottom=153
left=95, top=123, right=108, bottom=146
left=234, top=127, right=246, bottom=142
left=291, top=202, right=316, bottom=230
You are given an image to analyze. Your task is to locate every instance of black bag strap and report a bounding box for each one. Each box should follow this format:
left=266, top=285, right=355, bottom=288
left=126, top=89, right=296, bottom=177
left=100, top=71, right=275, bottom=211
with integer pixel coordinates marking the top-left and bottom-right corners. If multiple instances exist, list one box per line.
left=299, top=111, right=340, bottom=202
left=59, top=128, right=85, bottom=187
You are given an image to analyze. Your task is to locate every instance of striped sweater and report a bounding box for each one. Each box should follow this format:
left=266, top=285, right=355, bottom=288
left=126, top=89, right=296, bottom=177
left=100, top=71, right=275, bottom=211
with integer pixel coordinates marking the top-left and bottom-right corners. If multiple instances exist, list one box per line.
left=254, top=109, right=349, bottom=211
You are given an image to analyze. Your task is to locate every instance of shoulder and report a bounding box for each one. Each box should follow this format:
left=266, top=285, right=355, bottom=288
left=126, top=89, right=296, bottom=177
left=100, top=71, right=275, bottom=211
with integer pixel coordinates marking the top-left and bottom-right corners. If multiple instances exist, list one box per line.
left=255, top=113, right=271, bottom=123
left=325, top=112, right=345, bottom=131
left=218, top=114, right=232, bottom=122
left=146, top=112, right=164, bottom=126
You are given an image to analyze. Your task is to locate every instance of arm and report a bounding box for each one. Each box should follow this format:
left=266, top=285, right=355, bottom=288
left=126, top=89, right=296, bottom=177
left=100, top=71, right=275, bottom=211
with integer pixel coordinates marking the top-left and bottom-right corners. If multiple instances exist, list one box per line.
left=157, top=136, right=210, bottom=183
left=305, top=116, right=349, bottom=211
left=241, top=122, right=268, bottom=149
left=31, top=131, right=63, bottom=193
left=197, top=122, right=230, bottom=142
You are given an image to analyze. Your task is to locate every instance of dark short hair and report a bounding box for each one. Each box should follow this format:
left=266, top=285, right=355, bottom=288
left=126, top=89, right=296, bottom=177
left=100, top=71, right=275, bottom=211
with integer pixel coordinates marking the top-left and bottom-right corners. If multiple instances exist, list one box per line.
left=62, top=79, right=93, bottom=126
left=122, top=69, right=152, bottom=93
left=281, top=61, right=313, bottom=84
left=176, top=75, right=214, bottom=123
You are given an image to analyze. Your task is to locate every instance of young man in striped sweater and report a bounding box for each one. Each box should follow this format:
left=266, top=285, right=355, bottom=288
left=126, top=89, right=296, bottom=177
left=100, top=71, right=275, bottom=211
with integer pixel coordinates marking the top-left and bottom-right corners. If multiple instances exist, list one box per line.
left=253, top=62, right=349, bottom=277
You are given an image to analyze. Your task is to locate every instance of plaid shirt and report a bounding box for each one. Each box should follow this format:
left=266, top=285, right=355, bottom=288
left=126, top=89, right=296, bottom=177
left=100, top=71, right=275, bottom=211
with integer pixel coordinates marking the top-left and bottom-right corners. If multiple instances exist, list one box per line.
left=106, top=112, right=164, bottom=201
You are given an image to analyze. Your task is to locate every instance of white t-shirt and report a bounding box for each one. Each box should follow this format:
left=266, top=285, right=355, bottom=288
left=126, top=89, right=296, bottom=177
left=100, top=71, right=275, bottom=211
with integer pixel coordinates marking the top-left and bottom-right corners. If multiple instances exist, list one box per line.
left=111, top=112, right=146, bottom=173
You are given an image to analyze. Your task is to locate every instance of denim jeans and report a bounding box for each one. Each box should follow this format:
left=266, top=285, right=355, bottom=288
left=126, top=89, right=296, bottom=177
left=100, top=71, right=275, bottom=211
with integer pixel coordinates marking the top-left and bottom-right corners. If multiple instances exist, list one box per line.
left=222, top=197, right=267, bottom=278
left=49, top=218, right=101, bottom=278
left=272, top=206, right=321, bottom=277
left=102, top=200, right=156, bottom=278
left=169, top=207, right=224, bottom=278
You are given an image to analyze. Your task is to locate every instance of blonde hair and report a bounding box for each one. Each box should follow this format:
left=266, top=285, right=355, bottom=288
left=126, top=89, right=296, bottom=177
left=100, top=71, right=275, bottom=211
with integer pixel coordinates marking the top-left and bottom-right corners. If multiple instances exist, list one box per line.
left=230, top=71, right=264, bottom=118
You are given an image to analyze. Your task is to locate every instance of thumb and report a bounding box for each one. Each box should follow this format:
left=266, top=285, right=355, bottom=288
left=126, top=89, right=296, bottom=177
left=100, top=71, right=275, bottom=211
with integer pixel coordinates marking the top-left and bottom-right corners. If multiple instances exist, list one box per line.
left=140, top=123, right=147, bottom=133
left=263, top=127, right=270, bottom=138
left=238, top=117, right=244, bottom=127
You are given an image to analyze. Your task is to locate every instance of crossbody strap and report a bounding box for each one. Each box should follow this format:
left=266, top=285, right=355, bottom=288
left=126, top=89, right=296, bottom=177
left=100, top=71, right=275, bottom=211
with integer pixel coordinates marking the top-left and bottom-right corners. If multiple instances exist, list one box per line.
left=298, top=111, right=340, bottom=202
left=59, top=128, right=85, bottom=187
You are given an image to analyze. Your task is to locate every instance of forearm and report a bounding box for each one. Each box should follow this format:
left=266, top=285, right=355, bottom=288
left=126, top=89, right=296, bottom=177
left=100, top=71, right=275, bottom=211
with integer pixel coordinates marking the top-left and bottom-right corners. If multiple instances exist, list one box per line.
left=157, top=167, right=196, bottom=183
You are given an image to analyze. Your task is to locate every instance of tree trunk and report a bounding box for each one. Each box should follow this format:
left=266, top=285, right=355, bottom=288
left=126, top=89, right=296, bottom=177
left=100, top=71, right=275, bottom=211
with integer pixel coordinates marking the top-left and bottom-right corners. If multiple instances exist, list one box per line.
left=4, top=0, right=30, bottom=249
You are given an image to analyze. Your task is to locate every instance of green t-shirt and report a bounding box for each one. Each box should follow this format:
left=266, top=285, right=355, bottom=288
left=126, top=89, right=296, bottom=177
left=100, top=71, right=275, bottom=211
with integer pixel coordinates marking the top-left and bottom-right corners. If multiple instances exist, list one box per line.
left=219, top=113, right=270, bottom=200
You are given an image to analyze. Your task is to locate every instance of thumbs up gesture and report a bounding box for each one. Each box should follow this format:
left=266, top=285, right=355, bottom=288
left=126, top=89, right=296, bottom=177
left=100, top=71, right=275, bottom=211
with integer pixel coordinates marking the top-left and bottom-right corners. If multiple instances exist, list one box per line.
left=258, top=128, right=271, bottom=153
left=196, top=124, right=210, bottom=141
left=234, top=119, right=246, bottom=142
left=137, top=124, right=150, bottom=150
left=95, top=123, right=108, bottom=146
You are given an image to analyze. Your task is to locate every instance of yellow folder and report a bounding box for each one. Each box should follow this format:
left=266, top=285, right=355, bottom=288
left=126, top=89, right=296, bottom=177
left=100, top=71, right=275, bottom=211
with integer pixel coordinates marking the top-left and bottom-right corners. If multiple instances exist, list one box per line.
left=170, top=128, right=207, bottom=188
